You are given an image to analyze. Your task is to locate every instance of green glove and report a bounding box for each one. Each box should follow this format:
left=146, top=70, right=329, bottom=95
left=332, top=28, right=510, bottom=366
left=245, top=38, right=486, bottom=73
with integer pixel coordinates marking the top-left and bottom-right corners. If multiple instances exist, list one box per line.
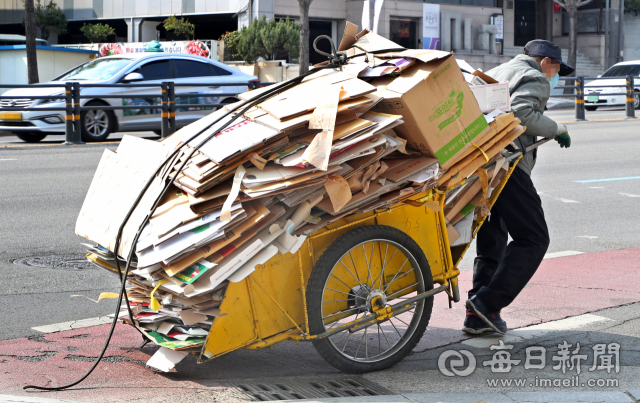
left=556, top=132, right=571, bottom=148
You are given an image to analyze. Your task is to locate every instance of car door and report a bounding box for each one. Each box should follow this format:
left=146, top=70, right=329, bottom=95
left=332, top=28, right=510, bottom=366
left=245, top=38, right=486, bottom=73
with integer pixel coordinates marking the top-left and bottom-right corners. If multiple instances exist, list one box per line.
left=116, top=59, right=173, bottom=131
left=171, top=58, right=239, bottom=127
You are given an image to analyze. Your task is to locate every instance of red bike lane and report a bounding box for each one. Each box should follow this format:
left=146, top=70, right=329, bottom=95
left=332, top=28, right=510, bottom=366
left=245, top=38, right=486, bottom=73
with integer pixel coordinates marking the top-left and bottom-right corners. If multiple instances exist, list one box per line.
left=1, top=247, right=639, bottom=402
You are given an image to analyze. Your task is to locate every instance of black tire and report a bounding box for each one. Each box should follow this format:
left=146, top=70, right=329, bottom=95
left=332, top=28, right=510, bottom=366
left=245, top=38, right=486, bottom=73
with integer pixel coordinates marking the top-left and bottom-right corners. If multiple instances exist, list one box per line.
left=585, top=106, right=598, bottom=111
left=634, top=92, right=640, bottom=110
left=14, top=132, right=47, bottom=143
left=306, top=225, right=434, bottom=374
left=80, top=102, right=115, bottom=142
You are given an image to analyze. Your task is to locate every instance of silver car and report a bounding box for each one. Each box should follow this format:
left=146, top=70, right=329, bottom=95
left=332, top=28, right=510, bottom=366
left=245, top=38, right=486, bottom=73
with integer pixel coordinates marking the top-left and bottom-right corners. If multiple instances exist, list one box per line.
left=584, top=61, right=640, bottom=111
left=0, top=53, right=258, bottom=142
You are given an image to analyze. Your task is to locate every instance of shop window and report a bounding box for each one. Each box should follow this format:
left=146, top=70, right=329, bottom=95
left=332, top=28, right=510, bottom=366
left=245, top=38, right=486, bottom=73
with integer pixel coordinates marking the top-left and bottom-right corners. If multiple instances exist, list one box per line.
left=390, top=19, right=417, bottom=49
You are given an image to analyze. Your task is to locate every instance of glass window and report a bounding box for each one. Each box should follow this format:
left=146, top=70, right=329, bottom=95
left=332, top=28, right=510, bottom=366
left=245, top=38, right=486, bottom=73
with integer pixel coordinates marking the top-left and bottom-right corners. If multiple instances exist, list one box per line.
left=135, top=60, right=172, bottom=81
left=602, top=65, right=640, bottom=77
left=211, top=64, right=233, bottom=76
left=174, top=59, right=220, bottom=78
left=56, top=58, right=133, bottom=81
left=390, top=19, right=417, bottom=49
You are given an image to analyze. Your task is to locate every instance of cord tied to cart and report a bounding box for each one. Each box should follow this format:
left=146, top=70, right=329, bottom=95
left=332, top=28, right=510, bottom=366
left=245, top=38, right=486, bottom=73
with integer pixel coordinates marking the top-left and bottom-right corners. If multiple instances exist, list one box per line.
left=23, top=35, right=365, bottom=393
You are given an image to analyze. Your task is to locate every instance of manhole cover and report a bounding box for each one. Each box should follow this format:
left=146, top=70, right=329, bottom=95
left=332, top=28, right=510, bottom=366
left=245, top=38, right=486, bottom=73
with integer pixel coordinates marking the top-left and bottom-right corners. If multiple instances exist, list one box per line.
left=224, top=375, right=393, bottom=401
left=13, top=255, right=95, bottom=271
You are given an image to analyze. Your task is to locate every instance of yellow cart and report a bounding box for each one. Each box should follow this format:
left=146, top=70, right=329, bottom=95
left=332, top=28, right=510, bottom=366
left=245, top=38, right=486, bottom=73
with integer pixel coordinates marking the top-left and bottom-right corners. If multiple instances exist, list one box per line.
left=196, top=158, right=521, bottom=373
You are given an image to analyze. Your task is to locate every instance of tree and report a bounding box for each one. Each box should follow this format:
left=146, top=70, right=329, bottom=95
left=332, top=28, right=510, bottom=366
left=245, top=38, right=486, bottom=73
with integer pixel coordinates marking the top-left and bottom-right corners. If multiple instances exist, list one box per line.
left=24, top=0, right=39, bottom=84
left=554, top=0, right=593, bottom=77
left=236, top=16, right=299, bottom=64
left=33, top=0, right=67, bottom=40
left=297, top=0, right=313, bottom=74
left=163, top=15, right=195, bottom=40
left=220, top=30, right=241, bottom=60
left=80, top=23, right=116, bottom=43
left=626, top=0, right=640, bottom=16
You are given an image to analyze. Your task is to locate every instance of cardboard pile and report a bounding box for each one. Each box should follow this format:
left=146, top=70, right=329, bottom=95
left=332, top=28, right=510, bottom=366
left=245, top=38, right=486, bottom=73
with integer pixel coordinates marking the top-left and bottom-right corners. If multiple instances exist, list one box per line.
left=76, top=23, right=525, bottom=371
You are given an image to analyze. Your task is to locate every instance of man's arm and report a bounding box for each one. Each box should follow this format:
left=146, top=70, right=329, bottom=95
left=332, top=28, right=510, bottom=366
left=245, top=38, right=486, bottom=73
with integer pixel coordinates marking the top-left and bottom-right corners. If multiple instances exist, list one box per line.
left=510, top=77, right=558, bottom=139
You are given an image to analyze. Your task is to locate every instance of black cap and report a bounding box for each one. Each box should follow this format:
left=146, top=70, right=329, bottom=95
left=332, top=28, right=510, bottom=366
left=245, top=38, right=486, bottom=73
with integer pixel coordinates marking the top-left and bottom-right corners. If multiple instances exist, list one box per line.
left=524, top=40, right=575, bottom=76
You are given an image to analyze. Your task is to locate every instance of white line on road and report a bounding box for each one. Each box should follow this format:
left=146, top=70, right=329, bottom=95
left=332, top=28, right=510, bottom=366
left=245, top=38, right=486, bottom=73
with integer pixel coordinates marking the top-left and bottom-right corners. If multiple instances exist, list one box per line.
left=0, top=159, right=17, bottom=161
left=0, top=395, right=89, bottom=403
left=544, top=250, right=583, bottom=259
left=32, top=316, right=111, bottom=334
left=619, top=192, right=640, bottom=198
left=462, top=313, right=611, bottom=349
left=589, top=186, right=605, bottom=189
left=576, top=235, right=599, bottom=239
left=557, top=198, right=580, bottom=203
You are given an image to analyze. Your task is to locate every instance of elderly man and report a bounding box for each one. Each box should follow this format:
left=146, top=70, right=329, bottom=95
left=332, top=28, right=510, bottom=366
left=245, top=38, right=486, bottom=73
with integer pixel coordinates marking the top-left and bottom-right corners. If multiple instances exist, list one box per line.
left=463, top=40, right=573, bottom=335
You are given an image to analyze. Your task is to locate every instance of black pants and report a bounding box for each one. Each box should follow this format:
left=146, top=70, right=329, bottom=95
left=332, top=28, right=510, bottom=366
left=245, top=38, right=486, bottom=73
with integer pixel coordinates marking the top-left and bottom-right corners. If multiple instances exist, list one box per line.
left=468, top=167, right=550, bottom=312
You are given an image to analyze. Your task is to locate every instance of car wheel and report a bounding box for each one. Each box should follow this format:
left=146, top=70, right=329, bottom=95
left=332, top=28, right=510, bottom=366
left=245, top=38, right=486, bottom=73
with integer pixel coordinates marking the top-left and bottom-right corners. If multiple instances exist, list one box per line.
left=81, top=102, right=115, bottom=142
left=634, top=92, right=640, bottom=110
left=14, top=132, right=47, bottom=143
left=585, top=106, right=598, bottom=111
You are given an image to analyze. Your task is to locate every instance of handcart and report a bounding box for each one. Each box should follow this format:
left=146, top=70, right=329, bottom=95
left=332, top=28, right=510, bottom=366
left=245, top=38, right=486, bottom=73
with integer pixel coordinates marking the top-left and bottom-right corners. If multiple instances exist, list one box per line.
left=194, top=150, right=530, bottom=373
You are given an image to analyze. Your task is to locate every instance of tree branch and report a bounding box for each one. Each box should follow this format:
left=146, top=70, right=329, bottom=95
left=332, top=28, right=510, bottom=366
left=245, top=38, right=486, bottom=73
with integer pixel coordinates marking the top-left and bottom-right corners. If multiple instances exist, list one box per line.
left=576, top=0, right=594, bottom=7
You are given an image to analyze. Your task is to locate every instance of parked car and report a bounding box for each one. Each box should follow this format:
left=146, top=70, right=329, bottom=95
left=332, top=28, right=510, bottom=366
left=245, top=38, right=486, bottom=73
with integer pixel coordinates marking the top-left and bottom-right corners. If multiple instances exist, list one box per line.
left=0, top=53, right=259, bottom=142
left=584, top=61, right=640, bottom=111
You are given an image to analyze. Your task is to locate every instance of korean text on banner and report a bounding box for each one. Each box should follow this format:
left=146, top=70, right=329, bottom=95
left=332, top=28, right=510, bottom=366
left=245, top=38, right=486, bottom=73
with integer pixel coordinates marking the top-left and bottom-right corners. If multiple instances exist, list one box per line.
left=422, top=4, right=440, bottom=50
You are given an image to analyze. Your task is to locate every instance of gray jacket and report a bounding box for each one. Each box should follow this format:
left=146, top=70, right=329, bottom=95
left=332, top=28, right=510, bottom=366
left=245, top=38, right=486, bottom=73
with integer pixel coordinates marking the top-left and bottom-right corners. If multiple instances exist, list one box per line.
left=486, top=54, right=558, bottom=175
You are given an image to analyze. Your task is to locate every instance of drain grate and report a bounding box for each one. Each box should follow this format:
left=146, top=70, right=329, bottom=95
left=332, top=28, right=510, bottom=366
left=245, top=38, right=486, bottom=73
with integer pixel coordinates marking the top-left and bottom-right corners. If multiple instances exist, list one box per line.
left=224, top=375, right=393, bottom=401
left=13, top=255, right=95, bottom=271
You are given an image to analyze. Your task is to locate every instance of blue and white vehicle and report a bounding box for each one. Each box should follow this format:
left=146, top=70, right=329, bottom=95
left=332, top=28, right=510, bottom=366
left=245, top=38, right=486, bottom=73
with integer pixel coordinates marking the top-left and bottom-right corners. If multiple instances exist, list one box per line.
left=0, top=53, right=259, bottom=142
left=584, top=61, right=640, bottom=111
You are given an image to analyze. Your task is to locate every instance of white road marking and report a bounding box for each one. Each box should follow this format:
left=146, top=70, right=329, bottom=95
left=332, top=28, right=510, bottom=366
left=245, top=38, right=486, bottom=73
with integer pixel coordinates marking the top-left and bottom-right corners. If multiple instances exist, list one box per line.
left=589, top=186, right=604, bottom=189
left=544, top=250, right=583, bottom=259
left=32, top=316, right=111, bottom=334
left=576, top=235, right=599, bottom=239
left=0, top=395, right=89, bottom=403
left=619, top=192, right=640, bottom=198
left=557, top=198, right=579, bottom=203
left=0, top=159, right=17, bottom=161
left=462, top=313, right=610, bottom=349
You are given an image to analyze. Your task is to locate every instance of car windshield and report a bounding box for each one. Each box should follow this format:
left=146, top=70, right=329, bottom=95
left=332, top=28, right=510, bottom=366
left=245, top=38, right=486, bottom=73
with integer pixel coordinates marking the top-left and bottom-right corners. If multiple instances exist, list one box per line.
left=56, top=58, right=133, bottom=81
left=601, top=64, right=640, bottom=77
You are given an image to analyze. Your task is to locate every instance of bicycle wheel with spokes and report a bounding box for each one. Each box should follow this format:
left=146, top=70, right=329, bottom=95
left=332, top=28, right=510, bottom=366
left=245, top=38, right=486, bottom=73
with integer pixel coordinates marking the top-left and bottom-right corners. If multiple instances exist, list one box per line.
left=306, top=225, right=434, bottom=373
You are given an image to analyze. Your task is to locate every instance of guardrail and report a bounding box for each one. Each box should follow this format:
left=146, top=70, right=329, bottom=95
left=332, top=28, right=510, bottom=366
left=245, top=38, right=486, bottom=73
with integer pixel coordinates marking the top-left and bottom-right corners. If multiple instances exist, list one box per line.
left=0, top=80, right=263, bottom=144
left=553, top=75, right=637, bottom=121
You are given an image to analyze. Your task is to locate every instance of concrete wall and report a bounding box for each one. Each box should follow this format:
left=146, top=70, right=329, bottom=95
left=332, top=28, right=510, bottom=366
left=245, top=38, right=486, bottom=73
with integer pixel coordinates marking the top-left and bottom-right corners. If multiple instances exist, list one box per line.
left=276, top=0, right=346, bottom=20
left=624, top=15, right=640, bottom=62
left=0, top=46, right=96, bottom=93
left=0, top=0, right=248, bottom=23
left=553, top=34, right=605, bottom=67
left=455, top=53, right=511, bottom=72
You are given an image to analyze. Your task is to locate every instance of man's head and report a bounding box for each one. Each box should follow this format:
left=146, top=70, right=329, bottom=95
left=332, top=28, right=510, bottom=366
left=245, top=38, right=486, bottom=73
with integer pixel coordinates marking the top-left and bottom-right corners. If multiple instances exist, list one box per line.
left=523, top=40, right=574, bottom=77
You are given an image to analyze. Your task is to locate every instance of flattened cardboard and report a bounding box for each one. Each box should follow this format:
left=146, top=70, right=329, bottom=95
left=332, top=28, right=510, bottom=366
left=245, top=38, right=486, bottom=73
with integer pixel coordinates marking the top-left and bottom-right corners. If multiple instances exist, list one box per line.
left=381, top=156, right=438, bottom=183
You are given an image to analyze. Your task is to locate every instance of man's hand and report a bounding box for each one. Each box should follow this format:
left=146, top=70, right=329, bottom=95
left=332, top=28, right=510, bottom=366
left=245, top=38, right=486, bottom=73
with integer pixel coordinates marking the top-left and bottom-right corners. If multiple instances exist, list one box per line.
left=555, top=124, right=571, bottom=148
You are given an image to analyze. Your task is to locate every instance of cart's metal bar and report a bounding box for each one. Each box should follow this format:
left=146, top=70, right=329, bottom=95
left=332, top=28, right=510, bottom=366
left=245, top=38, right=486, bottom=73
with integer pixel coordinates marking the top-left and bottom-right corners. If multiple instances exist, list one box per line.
left=297, top=250, right=310, bottom=335
left=295, top=283, right=448, bottom=341
left=348, top=305, right=414, bottom=333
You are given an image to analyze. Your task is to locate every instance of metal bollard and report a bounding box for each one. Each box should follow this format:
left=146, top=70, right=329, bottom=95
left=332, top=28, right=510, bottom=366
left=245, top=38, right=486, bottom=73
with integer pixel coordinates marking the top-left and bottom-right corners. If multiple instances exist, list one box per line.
left=168, top=82, right=176, bottom=136
left=161, top=82, right=170, bottom=138
left=64, top=82, right=84, bottom=144
left=626, top=75, right=636, bottom=119
left=575, top=76, right=586, bottom=121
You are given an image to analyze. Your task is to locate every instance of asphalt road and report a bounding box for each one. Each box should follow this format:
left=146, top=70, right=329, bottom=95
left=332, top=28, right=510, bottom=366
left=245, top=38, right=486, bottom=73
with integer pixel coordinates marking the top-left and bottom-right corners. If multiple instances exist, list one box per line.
left=0, top=115, right=639, bottom=341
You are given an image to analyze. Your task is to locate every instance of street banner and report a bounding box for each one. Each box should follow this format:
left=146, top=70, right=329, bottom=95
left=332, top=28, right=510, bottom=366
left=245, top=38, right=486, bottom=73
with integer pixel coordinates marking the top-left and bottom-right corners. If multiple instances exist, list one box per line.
left=422, top=3, right=440, bottom=50
left=99, top=40, right=210, bottom=58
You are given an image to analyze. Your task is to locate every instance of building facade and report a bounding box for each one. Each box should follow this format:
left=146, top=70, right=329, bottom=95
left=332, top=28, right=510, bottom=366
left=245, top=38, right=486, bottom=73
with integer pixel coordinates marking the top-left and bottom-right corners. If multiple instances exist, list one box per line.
left=0, top=0, right=629, bottom=74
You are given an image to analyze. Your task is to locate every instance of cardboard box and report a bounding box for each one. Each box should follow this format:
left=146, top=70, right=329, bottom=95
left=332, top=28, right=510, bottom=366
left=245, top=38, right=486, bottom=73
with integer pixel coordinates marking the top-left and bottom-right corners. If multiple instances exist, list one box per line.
left=470, top=82, right=511, bottom=113
left=370, top=53, right=489, bottom=166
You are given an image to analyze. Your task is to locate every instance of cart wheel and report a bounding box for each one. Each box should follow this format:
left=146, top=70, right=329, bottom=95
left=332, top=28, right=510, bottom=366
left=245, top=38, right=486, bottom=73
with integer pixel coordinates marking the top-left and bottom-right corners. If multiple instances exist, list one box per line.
left=306, top=225, right=434, bottom=373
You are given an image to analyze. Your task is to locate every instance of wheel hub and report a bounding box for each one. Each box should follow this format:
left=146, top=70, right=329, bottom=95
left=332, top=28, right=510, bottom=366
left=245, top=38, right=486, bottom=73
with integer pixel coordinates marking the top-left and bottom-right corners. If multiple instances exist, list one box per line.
left=366, top=290, right=387, bottom=313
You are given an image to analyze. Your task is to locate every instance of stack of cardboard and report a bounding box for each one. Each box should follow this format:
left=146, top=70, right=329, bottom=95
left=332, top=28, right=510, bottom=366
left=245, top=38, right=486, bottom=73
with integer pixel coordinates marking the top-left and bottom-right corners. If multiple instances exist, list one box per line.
left=75, top=23, right=526, bottom=371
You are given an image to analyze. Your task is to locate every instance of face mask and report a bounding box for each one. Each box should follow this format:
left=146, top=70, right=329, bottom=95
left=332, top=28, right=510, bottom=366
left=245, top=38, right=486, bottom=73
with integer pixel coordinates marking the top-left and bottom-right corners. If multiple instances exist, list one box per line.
left=548, top=73, right=560, bottom=90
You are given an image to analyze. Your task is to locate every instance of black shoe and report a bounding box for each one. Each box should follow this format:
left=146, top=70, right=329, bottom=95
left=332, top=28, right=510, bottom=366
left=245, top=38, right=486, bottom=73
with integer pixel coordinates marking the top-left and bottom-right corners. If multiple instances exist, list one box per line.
left=465, top=296, right=507, bottom=334
left=462, top=311, right=496, bottom=335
